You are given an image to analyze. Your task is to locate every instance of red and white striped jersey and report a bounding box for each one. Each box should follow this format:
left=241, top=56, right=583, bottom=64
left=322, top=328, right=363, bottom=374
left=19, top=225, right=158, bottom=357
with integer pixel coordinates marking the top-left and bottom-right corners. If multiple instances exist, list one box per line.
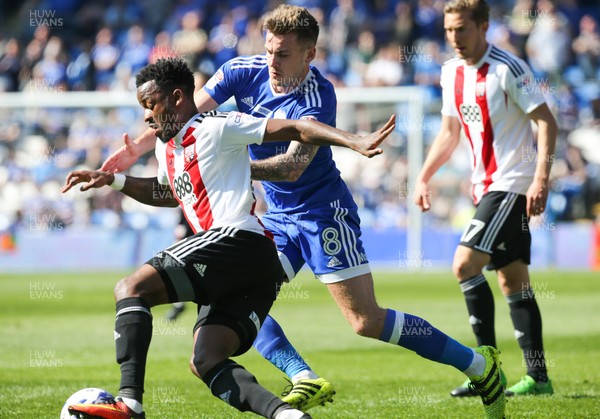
left=440, top=44, right=546, bottom=204
left=155, top=111, right=269, bottom=235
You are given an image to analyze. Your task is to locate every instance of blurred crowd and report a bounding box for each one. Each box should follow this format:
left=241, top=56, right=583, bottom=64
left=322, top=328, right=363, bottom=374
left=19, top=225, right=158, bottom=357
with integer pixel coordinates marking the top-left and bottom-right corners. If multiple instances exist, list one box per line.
left=0, top=0, right=599, bottom=241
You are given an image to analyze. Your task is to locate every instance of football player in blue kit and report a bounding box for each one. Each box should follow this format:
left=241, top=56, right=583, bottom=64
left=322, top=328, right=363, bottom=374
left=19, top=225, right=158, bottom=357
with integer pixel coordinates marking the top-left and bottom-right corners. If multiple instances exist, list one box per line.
left=100, top=6, right=505, bottom=418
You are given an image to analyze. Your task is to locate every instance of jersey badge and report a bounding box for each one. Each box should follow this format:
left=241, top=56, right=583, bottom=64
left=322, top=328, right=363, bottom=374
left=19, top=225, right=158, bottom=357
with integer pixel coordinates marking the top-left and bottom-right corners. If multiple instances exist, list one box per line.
left=184, top=145, right=195, bottom=163
left=476, top=82, right=486, bottom=97
left=273, top=109, right=287, bottom=119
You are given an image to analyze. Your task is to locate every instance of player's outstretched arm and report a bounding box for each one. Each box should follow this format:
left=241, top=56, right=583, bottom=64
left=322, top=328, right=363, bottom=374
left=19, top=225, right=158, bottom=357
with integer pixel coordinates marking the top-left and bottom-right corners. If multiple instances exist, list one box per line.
left=263, top=114, right=396, bottom=158
left=414, top=115, right=461, bottom=212
left=251, top=142, right=319, bottom=182
left=100, top=132, right=157, bottom=173
left=525, top=103, right=557, bottom=217
left=61, top=170, right=179, bottom=208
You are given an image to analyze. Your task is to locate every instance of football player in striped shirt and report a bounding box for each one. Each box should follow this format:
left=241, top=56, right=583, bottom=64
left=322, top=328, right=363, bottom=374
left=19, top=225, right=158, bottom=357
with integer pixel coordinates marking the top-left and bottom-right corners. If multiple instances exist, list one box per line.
left=415, top=0, right=557, bottom=398
left=61, top=57, right=394, bottom=419
left=101, top=6, right=341, bottom=409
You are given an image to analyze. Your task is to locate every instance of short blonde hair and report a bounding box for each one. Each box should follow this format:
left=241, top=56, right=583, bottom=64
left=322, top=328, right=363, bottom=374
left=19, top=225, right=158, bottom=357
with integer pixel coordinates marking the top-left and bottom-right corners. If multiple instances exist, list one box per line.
left=262, top=5, right=319, bottom=47
left=444, top=0, right=490, bottom=26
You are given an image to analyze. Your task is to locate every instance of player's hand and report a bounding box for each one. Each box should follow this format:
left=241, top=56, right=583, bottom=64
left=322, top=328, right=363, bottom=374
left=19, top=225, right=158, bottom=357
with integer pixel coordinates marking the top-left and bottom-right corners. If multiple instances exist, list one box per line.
left=100, top=133, right=142, bottom=173
left=526, top=177, right=549, bottom=217
left=353, top=114, right=396, bottom=158
left=61, top=170, right=114, bottom=193
left=414, top=180, right=432, bottom=212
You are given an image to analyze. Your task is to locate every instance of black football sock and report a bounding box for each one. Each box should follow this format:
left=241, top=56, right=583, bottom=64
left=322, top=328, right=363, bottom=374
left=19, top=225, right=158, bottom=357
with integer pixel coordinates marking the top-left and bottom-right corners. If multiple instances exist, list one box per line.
left=202, top=359, right=287, bottom=418
left=115, top=297, right=153, bottom=403
left=507, top=289, right=548, bottom=383
left=460, top=274, right=497, bottom=347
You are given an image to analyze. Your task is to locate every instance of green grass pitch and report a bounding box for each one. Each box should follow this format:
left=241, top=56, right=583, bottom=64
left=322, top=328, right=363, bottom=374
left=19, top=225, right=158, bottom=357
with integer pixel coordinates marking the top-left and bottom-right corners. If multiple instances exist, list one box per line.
left=1, top=270, right=598, bottom=418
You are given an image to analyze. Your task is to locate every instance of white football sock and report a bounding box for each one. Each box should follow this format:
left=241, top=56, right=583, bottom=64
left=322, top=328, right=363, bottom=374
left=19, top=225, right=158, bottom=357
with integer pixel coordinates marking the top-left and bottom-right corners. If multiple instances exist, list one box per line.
left=290, top=370, right=318, bottom=383
left=120, top=396, right=144, bottom=414
left=463, top=349, right=486, bottom=378
left=274, top=408, right=307, bottom=419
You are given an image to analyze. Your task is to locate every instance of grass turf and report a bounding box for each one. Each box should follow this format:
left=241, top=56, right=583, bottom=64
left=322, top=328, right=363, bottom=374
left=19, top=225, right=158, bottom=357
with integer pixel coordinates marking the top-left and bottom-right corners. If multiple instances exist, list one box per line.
left=1, top=270, right=598, bottom=418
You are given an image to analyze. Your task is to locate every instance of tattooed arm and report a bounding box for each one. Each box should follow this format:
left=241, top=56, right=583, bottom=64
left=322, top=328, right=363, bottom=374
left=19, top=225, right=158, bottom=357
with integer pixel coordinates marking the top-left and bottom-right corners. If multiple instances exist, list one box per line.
left=250, top=142, right=319, bottom=182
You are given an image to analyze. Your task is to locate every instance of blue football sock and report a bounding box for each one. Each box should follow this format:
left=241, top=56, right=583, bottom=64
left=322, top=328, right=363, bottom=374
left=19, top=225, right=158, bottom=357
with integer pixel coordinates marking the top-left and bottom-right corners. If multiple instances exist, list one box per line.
left=379, top=309, right=474, bottom=371
left=253, top=315, right=311, bottom=380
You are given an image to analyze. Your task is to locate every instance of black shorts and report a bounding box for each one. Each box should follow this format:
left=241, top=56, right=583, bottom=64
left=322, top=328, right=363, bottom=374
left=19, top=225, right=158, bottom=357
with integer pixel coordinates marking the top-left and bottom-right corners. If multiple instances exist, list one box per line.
left=146, top=227, right=284, bottom=355
left=459, top=191, right=531, bottom=270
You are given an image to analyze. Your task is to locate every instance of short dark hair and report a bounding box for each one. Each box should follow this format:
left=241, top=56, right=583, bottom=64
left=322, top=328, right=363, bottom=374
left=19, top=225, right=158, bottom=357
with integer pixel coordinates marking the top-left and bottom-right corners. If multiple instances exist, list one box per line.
left=135, top=58, right=195, bottom=97
left=262, top=5, right=319, bottom=47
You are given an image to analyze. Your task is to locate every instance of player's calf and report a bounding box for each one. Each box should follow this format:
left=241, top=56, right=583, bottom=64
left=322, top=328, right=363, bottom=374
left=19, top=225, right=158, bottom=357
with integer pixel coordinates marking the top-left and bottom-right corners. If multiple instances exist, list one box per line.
left=202, top=359, right=306, bottom=418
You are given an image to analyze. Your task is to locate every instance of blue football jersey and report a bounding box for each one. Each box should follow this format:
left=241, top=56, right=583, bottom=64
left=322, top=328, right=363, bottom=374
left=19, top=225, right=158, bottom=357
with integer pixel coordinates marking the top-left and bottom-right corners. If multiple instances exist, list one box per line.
left=203, top=55, right=356, bottom=214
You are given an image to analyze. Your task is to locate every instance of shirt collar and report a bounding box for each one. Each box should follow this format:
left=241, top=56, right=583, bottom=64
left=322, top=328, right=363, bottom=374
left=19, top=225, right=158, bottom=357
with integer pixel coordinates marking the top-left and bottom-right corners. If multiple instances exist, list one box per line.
left=171, top=113, right=201, bottom=146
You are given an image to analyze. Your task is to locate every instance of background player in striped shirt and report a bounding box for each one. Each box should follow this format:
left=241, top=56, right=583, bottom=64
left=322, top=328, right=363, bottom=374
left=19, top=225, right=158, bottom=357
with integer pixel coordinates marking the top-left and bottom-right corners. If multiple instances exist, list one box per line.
left=99, top=7, right=506, bottom=419
left=60, top=57, right=394, bottom=419
left=415, top=0, right=557, bottom=398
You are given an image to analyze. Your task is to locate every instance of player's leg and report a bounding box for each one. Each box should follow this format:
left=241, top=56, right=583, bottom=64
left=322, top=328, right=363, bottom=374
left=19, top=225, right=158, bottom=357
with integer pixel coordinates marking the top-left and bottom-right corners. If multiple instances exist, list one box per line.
left=251, top=249, right=315, bottom=382
left=449, top=245, right=508, bottom=397
left=254, top=313, right=335, bottom=412
left=453, top=245, right=496, bottom=347
left=326, top=274, right=505, bottom=419
left=478, top=191, right=551, bottom=396
left=327, top=274, right=473, bottom=368
left=191, top=324, right=308, bottom=418
left=253, top=314, right=317, bottom=382
left=306, top=196, right=503, bottom=416
left=497, top=260, right=553, bottom=396
left=255, top=213, right=333, bottom=410
left=302, top=200, right=482, bottom=372
left=190, top=259, right=311, bottom=419
left=68, top=263, right=171, bottom=418
left=449, top=192, right=520, bottom=397
left=185, top=228, right=310, bottom=418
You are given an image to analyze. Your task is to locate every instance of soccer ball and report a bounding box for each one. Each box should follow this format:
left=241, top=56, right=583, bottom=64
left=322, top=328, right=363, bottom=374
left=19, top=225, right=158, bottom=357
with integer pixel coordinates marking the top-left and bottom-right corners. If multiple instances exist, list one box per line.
left=60, top=387, right=115, bottom=419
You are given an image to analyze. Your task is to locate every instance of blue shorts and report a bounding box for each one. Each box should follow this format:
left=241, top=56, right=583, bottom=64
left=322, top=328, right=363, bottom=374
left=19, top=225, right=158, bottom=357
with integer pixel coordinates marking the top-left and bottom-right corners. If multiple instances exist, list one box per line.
left=262, top=202, right=371, bottom=283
